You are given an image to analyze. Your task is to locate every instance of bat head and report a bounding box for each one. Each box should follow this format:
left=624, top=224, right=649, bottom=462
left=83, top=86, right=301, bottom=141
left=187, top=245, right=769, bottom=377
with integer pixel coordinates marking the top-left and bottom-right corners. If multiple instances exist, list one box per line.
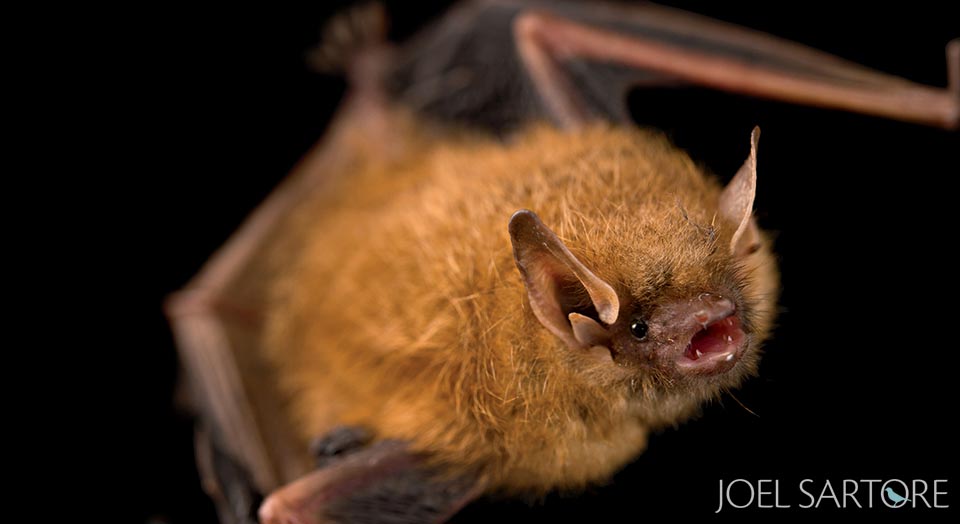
left=509, top=128, right=776, bottom=419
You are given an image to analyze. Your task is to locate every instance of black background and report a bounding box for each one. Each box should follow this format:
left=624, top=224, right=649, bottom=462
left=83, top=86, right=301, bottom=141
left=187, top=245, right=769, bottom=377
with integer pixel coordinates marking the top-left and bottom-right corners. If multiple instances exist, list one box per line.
left=126, top=1, right=958, bottom=522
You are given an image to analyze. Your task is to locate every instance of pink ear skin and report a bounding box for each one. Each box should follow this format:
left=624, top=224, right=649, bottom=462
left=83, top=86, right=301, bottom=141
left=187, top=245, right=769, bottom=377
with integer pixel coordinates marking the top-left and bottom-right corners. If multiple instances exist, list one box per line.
left=568, top=312, right=610, bottom=348
left=509, top=210, right=619, bottom=350
left=719, top=127, right=761, bottom=257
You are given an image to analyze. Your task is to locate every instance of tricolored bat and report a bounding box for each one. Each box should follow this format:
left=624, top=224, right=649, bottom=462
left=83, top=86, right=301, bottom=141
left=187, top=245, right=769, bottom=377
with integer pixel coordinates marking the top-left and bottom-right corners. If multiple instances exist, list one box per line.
left=166, top=2, right=958, bottom=523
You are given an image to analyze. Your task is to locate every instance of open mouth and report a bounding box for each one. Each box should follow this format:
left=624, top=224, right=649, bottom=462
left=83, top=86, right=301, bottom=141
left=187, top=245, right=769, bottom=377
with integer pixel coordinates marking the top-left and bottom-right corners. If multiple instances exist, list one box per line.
left=677, top=312, right=745, bottom=373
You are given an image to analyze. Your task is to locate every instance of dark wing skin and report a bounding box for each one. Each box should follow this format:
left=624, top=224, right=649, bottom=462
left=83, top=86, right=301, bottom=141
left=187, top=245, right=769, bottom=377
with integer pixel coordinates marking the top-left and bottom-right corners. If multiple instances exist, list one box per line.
left=167, top=2, right=958, bottom=523
left=388, top=0, right=958, bottom=131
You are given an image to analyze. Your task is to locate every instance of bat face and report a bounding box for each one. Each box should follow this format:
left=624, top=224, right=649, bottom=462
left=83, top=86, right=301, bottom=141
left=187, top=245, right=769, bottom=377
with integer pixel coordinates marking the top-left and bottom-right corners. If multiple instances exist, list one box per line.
left=610, top=279, right=747, bottom=378
left=510, top=129, right=773, bottom=420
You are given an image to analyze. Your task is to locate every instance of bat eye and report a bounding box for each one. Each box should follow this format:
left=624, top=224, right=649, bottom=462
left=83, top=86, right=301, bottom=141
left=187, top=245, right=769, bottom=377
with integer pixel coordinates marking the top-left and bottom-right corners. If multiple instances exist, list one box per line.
left=629, top=318, right=648, bottom=340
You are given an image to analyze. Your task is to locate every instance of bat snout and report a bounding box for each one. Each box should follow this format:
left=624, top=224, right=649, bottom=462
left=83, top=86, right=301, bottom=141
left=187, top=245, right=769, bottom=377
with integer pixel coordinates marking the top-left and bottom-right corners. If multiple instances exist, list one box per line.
left=677, top=314, right=745, bottom=375
left=691, top=294, right=735, bottom=328
left=656, top=293, right=746, bottom=376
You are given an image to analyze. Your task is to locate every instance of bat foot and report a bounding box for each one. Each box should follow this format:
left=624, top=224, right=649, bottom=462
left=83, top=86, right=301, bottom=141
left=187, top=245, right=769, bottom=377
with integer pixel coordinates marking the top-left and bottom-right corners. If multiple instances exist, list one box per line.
left=309, top=425, right=373, bottom=467
left=309, top=2, right=387, bottom=75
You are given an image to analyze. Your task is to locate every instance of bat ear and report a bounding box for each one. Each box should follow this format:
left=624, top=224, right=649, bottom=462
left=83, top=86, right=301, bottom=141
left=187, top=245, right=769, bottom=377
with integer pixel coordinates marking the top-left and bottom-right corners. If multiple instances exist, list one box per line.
left=509, top=210, right=619, bottom=350
left=719, top=126, right=762, bottom=257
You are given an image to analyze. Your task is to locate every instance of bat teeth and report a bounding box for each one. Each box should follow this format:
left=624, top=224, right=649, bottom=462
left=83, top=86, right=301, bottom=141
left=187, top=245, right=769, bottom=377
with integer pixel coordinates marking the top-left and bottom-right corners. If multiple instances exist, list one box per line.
left=725, top=353, right=734, bottom=362
left=695, top=349, right=703, bottom=358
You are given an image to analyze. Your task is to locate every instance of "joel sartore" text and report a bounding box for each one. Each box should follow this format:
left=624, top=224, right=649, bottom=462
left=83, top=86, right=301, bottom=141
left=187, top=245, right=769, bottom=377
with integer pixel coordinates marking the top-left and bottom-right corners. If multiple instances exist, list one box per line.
left=715, top=479, right=949, bottom=513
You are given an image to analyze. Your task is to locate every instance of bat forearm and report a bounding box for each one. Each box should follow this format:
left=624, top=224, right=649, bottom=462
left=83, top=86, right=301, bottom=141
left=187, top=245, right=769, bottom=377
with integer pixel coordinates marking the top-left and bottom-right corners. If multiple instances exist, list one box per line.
left=521, top=10, right=959, bottom=129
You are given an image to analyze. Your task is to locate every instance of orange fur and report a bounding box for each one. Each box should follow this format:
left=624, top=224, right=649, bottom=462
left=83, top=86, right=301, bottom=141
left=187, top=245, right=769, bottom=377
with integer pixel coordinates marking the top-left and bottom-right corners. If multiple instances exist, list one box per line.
left=263, top=109, right=779, bottom=494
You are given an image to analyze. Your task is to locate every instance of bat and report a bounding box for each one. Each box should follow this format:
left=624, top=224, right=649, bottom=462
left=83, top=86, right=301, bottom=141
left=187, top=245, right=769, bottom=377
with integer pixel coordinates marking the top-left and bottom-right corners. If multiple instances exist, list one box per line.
left=165, top=1, right=959, bottom=523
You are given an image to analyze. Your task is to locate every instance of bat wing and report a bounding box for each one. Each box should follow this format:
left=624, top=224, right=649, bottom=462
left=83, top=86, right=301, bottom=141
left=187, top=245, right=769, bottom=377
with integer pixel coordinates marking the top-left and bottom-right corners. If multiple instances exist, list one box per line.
left=165, top=92, right=409, bottom=521
left=166, top=86, right=485, bottom=521
left=387, top=0, right=959, bottom=131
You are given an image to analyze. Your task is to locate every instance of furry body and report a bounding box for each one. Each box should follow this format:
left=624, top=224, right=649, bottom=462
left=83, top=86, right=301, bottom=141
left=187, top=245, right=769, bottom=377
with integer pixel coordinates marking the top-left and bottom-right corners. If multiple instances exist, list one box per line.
left=264, top=111, right=778, bottom=493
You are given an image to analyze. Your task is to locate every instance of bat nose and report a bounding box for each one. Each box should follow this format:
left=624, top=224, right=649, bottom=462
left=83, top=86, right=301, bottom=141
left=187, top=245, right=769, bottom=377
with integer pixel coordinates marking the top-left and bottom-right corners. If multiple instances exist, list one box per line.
left=692, top=293, right=735, bottom=326
left=654, top=292, right=738, bottom=340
